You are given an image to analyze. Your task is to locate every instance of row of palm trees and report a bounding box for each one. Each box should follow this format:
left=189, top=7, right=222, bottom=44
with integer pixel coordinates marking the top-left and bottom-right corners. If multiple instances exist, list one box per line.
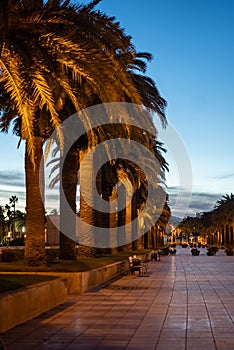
left=178, top=194, right=234, bottom=247
left=0, top=0, right=170, bottom=265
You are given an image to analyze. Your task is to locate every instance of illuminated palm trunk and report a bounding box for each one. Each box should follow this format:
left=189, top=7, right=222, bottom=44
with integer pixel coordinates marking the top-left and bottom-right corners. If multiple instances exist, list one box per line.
left=125, top=194, right=132, bottom=250
left=59, top=144, right=78, bottom=260
left=108, top=187, right=118, bottom=253
left=24, top=137, right=46, bottom=266
left=117, top=184, right=126, bottom=251
left=79, top=151, right=113, bottom=255
left=99, top=163, right=115, bottom=253
left=79, top=149, right=97, bottom=251
left=131, top=192, right=140, bottom=250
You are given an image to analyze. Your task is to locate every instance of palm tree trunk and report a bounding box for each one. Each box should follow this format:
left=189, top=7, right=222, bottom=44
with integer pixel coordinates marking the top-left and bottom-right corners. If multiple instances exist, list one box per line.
left=99, top=163, right=113, bottom=254
left=79, top=148, right=112, bottom=255
left=79, top=149, right=96, bottom=254
left=117, top=184, right=126, bottom=251
left=24, top=137, right=46, bottom=266
left=59, top=144, right=78, bottom=260
left=132, top=192, right=139, bottom=250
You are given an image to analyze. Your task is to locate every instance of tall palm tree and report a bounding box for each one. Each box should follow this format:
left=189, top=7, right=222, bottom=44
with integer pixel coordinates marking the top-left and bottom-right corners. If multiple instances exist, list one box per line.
left=1, top=0, right=149, bottom=265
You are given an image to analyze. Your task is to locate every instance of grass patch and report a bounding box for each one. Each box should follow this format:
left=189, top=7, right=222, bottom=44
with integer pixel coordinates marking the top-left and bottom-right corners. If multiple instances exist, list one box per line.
left=0, top=250, right=149, bottom=272
left=0, top=274, right=57, bottom=294
left=0, top=250, right=150, bottom=294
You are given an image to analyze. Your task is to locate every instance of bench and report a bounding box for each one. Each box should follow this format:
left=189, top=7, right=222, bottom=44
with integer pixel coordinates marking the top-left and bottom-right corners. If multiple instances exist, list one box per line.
left=128, top=256, right=148, bottom=275
left=151, top=250, right=162, bottom=261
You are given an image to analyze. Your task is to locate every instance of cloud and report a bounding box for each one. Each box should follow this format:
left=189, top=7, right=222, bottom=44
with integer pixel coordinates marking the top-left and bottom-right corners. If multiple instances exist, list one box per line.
left=188, top=192, right=221, bottom=212
left=213, top=173, right=234, bottom=180
left=167, top=187, right=223, bottom=218
left=0, top=170, right=25, bottom=188
left=0, top=169, right=228, bottom=221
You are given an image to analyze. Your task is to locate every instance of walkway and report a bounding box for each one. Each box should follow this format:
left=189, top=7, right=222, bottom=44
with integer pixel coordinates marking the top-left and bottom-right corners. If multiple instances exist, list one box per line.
left=2, top=246, right=234, bottom=350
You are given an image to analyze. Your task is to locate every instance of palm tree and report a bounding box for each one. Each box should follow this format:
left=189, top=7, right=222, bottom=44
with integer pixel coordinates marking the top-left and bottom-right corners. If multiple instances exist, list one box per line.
left=145, top=191, right=171, bottom=249
left=1, top=0, right=148, bottom=264
left=211, top=193, right=234, bottom=246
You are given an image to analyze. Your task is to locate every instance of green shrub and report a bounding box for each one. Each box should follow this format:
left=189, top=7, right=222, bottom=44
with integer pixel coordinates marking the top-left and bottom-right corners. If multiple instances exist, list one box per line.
left=210, top=246, right=219, bottom=253
left=207, top=246, right=218, bottom=255
left=225, top=247, right=234, bottom=256
left=191, top=248, right=200, bottom=256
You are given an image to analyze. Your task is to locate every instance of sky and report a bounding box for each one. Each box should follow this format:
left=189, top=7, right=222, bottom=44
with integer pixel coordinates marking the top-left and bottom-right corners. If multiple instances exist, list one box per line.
left=0, top=0, right=234, bottom=218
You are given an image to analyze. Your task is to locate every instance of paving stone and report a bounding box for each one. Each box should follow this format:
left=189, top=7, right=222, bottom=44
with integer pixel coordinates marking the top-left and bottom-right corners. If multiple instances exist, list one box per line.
left=2, top=246, right=234, bottom=349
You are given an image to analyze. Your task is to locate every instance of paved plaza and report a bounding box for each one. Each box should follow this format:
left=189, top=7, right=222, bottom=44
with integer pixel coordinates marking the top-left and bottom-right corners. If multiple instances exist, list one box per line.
left=2, top=246, right=234, bottom=349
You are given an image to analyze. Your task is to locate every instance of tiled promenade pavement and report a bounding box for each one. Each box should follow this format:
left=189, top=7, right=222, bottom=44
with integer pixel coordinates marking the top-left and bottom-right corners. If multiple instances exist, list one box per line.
left=2, top=246, right=234, bottom=350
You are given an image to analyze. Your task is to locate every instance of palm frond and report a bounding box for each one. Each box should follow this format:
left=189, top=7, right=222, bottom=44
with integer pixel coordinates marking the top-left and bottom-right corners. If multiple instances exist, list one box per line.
left=0, top=53, right=36, bottom=159
left=32, top=70, right=63, bottom=148
left=83, top=0, right=102, bottom=11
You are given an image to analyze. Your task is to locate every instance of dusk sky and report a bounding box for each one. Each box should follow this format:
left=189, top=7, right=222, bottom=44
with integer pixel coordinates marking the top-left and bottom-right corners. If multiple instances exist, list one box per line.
left=0, top=0, right=234, bottom=218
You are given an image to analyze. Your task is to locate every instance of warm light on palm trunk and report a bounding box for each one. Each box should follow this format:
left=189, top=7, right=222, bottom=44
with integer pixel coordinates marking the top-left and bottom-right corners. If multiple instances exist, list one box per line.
left=24, top=137, right=46, bottom=265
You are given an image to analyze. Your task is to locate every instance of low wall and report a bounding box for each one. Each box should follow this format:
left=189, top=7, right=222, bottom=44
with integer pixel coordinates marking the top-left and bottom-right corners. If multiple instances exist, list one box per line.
left=0, top=260, right=129, bottom=294
left=61, top=260, right=129, bottom=293
left=0, top=260, right=129, bottom=333
left=0, top=278, right=66, bottom=333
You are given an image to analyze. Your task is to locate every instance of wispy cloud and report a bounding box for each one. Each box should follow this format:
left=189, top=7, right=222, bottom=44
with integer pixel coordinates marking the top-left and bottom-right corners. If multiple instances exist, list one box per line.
left=168, top=186, right=223, bottom=218
left=213, top=173, right=234, bottom=180
left=0, top=170, right=25, bottom=188
left=188, top=192, right=221, bottom=212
